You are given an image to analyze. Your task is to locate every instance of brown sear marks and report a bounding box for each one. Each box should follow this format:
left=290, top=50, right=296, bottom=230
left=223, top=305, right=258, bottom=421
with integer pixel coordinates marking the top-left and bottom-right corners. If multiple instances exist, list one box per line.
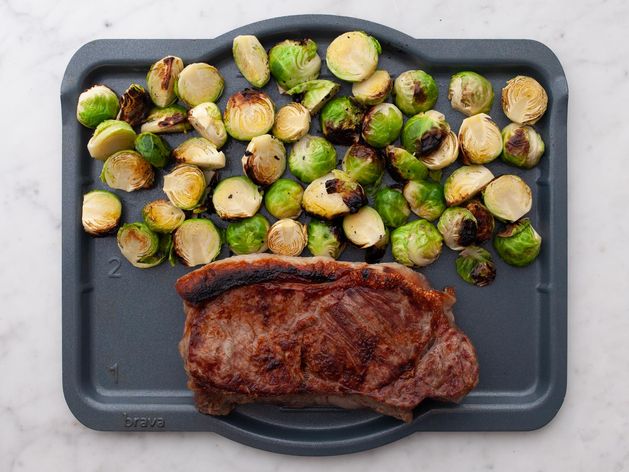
left=505, top=127, right=530, bottom=157
left=413, top=82, right=427, bottom=103
left=417, top=127, right=446, bottom=156
left=158, top=112, right=186, bottom=128
left=160, top=56, right=175, bottom=90
left=458, top=219, right=478, bottom=247
left=465, top=200, right=494, bottom=243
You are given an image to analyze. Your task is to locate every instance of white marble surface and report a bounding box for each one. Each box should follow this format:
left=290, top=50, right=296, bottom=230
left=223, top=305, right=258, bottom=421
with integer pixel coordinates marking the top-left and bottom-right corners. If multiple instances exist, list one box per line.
left=1, top=0, right=628, bottom=470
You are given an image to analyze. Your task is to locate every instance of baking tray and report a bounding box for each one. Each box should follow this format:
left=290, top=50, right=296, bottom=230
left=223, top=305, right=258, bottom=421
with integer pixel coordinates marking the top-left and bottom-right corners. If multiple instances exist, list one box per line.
left=61, top=15, right=568, bottom=456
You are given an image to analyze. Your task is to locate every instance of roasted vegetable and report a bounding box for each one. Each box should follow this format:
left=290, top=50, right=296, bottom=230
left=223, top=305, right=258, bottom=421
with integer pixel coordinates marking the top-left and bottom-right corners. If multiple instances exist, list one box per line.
left=173, top=137, right=225, bottom=170
left=501, top=123, right=545, bottom=169
left=187, top=102, right=227, bottom=149
left=212, top=175, right=263, bottom=219
left=241, top=134, right=286, bottom=186
left=501, top=75, right=548, bottom=125
left=483, top=175, right=532, bottom=222
left=225, top=214, right=269, bottom=254
left=269, top=39, right=321, bottom=90
left=224, top=89, right=275, bottom=141
left=342, top=143, right=385, bottom=187
left=365, top=227, right=390, bottom=263
left=320, top=96, right=364, bottom=145
left=134, top=132, right=171, bottom=168
left=267, top=219, right=308, bottom=256
left=286, top=79, right=340, bottom=115
left=82, top=190, right=122, bottom=235
left=464, top=200, right=495, bottom=243
left=343, top=206, right=386, bottom=249
left=374, top=186, right=410, bottom=228
left=163, top=164, right=206, bottom=210
left=326, top=31, right=381, bottom=82
left=307, top=219, right=345, bottom=258
left=264, top=178, right=303, bottom=219
left=361, top=103, right=403, bottom=148
left=394, top=70, right=438, bottom=115
left=437, top=207, right=478, bottom=250
left=448, top=72, right=494, bottom=116
left=146, top=56, right=184, bottom=107
left=352, top=69, right=392, bottom=106
left=87, top=120, right=136, bottom=160
left=302, top=170, right=366, bottom=220
left=76, top=85, right=120, bottom=128
left=141, top=105, right=191, bottom=134
left=391, top=219, right=443, bottom=267
left=173, top=218, right=221, bottom=266
left=494, top=218, right=541, bottom=267
left=456, top=246, right=497, bottom=286
left=175, top=63, right=224, bottom=107
left=117, top=84, right=151, bottom=126
left=403, top=179, right=446, bottom=221
left=385, top=146, right=429, bottom=182
left=100, top=150, right=154, bottom=192
left=117, top=222, right=170, bottom=269
left=444, top=165, right=494, bottom=206
left=458, top=113, right=502, bottom=165
left=401, top=110, right=458, bottom=170
left=142, top=199, right=185, bottom=233
left=288, top=135, right=337, bottom=183
left=232, top=35, right=270, bottom=88
left=272, top=102, right=311, bottom=143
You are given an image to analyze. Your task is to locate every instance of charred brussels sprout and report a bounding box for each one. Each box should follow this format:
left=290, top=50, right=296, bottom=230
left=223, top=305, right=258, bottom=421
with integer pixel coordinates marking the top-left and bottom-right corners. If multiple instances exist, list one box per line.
left=342, top=206, right=386, bottom=249
left=87, top=120, right=137, bottom=161
left=458, top=113, right=502, bottom=165
left=320, top=97, right=364, bottom=145
left=142, top=199, right=185, bottom=233
left=483, top=175, right=532, bottom=222
left=342, top=143, right=385, bottom=187
left=226, top=214, right=269, bottom=255
left=264, top=178, right=303, bottom=219
left=269, top=39, right=321, bottom=90
left=224, top=89, right=275, bottom=141
left=212, top=176, right=263, bottom=220
left=394, top=70, right=438, bottom=116
left=101, top=150, right=154, bottom=192
left=501, top=123, right=545, bottom=169
left=494, top=218, right=541, bottom=266
left=448, top=72, right=494, bottom=116
left=444, top=165, right=494, bottom=206
left=307, top=219, right=345, bottom=258
left=232, top=35, right=270, bottom=88
left=288, top=135, right=337, bottom=183
left=187, top=102, right=227, bottom=149
left=352, top=70, right=392, bottom=106
left=302, top=170, right=366, bottom=220
left=163, top=164, right=206, bottom=210
left=403, top=179, right=446, bottom=221
left=173, top=218, right=221, bottom=266
left=456, top=246, right=497, bottom=287
left=267, top=219, right=308, bottom=256
left=465, top=200, right=495, bottom=243
left=117, top=222, right=170, bottom=269
left=385, top=146, right=429, bottom=182
left=437, top=207, right=478, bottom=250
left=76, top=85, right=120, bottom=128
left=374, top=186, right=410, bottom=228
left=175, top=63, right=224, bottom=107
left=241, top=134, right=286, bottom=186
left=146, top=56, right=184, bottom=107
left=326, top=31, right=381, bottom=82
left=141, top=105, right=191, bottom=134
left=401, top=110, right=458, bottom=170
left=502, top=75, right=548, bottom=125
left=173, top=137, right=226, bottom=170
left=272, top=103, right=311, bottom=143
left=134, top=132, right=171, bottom=168
left=361, top=103, right=403, bottom=148
left=117, top=84, right=151, bottom=126
left=286, top=80, right=340, bottom=115
left=391, top=219, right=443, bottom=267
left=82, top=190, right=122, bottom=235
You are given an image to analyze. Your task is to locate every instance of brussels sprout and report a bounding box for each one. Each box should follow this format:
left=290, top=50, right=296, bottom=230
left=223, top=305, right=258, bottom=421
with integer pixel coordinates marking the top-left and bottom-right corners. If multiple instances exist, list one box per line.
left=352, top=70, right=392, bottom=106
left=501, top=75, right=548, bottom=125
left=403, top=179, right=446, bottom=221
left=134, top=132, right=171, bottom=168
left=141, top=105, right=191, bottom=134
left=264, top=179, right=303, bottom=219
left=320, top=97, right=364, bottom=145
left=428, top=169, right=443, bottom=183
left=76, top=85, right=120, bottom=128
left=212, top=175, right=263, bottom=220
left=307, top=219, right=345, bottom=258
left=444, top=165, right=494, bottom=206
left=365, top=226, right=390, bottom=263
left=142, top=199, right=185, bottom=233
left=187, top=102, right=227, bottom=149
left=163, top=164, right=206, bottom=210
left=394, top=70, right=438, bottom=116
left=391, top=219, right=443, bottom=267
left=87, top=120, right=137, bottom=161
left=232, top=35, right=270, bottom=88
left=175, top=63, right=224, bottom=107
left=385, top=146, right=429, bottom=182
left=172, top=218, right=221, bottom=266
left=226, top=214, right=269, bottom=255
left=267, top=219, right=308, bottom=256
left=326, top=31, right=381, bottom=82
left=458, top=113, right=502, bottom=165
left=483, top=175, right=532, bottom=222
left=272, top=103, right=311, bottom=143
left=286, top=80, right=340, bottom=115
left=241, top=134, right=286, bottom=186
left=288, top=135, right=337, bottom=183
left=302, top=170, right=366, bottom=220
left=464, top=199, right=495, bottom=243
left=448, top=72, right=494, bottom=116
left=361, top=103, right=403, bottom=148
left=342, top=206, right=386, bottom=249
left=342, top=143, right=385, bottom=187
left=173, top=137, right=226, bottom=170
left=100, top=150, right=154, bottom=192
left=501, top=123, right=545, bottom=169
left=224, top=89, right=275, bottom=141
left=146, top=56, right=184, bottom=107
left=401, top=110, right=458, bottom=170
left=494, top=218, right=541, bottom=267
left=374, top=186, right=410, bottom=228
left=117, top=84, right=151, bottom=126
left=117, top=222, right=170, bottom=269
left=456, top=246, right=497, bottom=287
left=437, top=207, right=478, bottom=250
left=269, top=39, right=321, bottom=90
left=82, top=190, right=122, bottom=235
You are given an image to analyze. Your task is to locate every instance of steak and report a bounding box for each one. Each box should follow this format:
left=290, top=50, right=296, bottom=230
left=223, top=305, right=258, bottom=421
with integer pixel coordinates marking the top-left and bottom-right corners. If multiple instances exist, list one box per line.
left=175, top=254, right=479, bottom=422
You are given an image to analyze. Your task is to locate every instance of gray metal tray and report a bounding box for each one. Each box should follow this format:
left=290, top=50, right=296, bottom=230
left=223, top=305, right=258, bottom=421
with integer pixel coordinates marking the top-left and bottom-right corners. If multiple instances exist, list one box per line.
left=61, top=15, right=568, bottom=456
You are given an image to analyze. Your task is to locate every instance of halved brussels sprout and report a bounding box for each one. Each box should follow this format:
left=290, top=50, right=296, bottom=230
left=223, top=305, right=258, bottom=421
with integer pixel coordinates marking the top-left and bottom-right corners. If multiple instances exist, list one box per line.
left=401, top=110, right=458, bottom=170
left=82, top=190, right=122, bottom=235
left=342, top=143, right=385, bottom=187
left=483, top=174, right=532, bottom=222
left=437, top=207, right=478, bottom=250
left=212, top=175, right=263, bottom=220
left=269, top=39, right=321, bottom=90
left=288, top=135, right=337, bottom=183
left=134, top=132, right=170, bottom=168
left=394, top=70, right=438, bottom=116
left=87, top=120, right=137, bottom=161
left=385, top=146, right=429, bottom=182
left=342, top=206, right=386, bottom=249
left=272, top=103, right=311, bottom=143
left=187, top=102, right=227, bottom=149
left=464, top=199, right=495, bottom=243
left=403, top=179, right=446, bottom=221
left=175, top=63, right=224, bottom=107
left=141, top=105, right=191, bottom=134
left=374, top=186, right=410, bottom=228
left=267, top=219, right=308, bottom=256
left=76, top=85, right=120, bottom=128
left=365, top=226, right=390, bottom=263
left=232, top=35, right=270, bottom=88
left=458, top=113, right=502, bottom=165
left=163, top=164, right=206, bottom=210
left=361, top=103, right=403, bottom=148
left=302, top=170, right=366, bottom=220
left=444, top=165, right=494, bottom=206
left=501, top=75, right=548, bottom=125
left=352, top=70, right=392, bottom=106
left=173, top=137, right=226, bottom=170
left=146, top=56, right=184, bottom=107
left=226, top=214, right=269, bottom=255
left=501, top=123, right=545, bottom=169
left=391, top=219, right=443, bottom=267
left=117, top=84, right=151, bottom=126
left=173, top=218, right=221, bottom=266
left=326, top=31, right=381, bottom=82
left=241, top=134, right=286, bottom=186
left=101, top=150, right=154, bottom=192
left=264, top=178, right=303, bottom=219
left=494, top=218, right=541, bottom=267
left=286, top=80, right=340, bottom=115
left=320, top=96, right=364, bottom=145
left=224, top=89, right=275, bottom=141
left=307, top=219, right=345, bottom=258
left=448, top=71, right=494, bottom=116
left=117, top=222, right=169, bottom=269
left=142, top=199, right=185, bottom=233
left=456, top=246, right=496, bottom=287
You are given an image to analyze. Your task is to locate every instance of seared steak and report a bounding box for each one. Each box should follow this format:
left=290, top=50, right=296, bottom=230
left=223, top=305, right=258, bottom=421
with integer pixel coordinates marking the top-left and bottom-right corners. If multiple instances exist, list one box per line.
left=176, top=254, right=479, bottom=422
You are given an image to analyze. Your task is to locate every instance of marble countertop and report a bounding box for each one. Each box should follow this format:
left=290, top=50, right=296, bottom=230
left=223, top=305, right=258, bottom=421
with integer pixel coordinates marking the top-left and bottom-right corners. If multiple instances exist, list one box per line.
left=1, top=0, right=628, bottom=470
